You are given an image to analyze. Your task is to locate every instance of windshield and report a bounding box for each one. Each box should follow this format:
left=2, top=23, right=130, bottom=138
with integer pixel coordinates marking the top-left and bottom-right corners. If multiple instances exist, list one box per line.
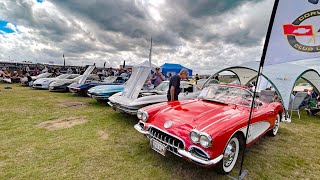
left=67, top=74, right=80, bottom=79
left=37, top=73, right=51, bottom=78
left=103, top=76, right=117, bottom=83
left=155, top=81, right=169, bottom=91
left=74, top=75, right=83, bottom=80
left=200, top=85, right=253, bottom=107
left=57, top=74, right=70, bottom=79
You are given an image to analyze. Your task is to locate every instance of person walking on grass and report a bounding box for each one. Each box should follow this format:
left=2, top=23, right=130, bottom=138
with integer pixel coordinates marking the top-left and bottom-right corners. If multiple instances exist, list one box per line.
left=167, top=69, right=188, bottom=102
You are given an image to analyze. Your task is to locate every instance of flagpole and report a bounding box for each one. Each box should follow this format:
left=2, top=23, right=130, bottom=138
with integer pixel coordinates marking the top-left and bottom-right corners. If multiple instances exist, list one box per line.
left=237, top=0, right=279, bottom=179
left=149, top=37, right=152, bottom=67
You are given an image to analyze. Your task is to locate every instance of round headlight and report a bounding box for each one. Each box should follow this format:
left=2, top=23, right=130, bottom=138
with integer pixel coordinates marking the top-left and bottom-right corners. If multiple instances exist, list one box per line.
left=199, top=134, right=212, bottom=148
left=137, top=110, right=143, bottom=119
left=190, top=130, right=200, bottom=143
left=141, top=111, right=149, bottom=122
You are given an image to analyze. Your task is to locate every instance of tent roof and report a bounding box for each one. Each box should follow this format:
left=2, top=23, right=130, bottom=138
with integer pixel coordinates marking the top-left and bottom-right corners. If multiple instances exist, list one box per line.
left=210, top=61, right=320, bottom=110
left=135, top=60, right=159, bottom=68
left=161, top=63, right=192, bottom=71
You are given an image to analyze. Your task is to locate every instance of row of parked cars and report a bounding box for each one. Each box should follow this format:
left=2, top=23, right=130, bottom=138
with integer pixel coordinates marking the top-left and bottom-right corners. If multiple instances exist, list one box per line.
left=21, top=62, right=284, bottom=174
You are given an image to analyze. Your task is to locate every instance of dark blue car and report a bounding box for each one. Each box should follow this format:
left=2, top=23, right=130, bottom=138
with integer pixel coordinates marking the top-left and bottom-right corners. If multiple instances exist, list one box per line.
left=68, top=76, right=126, bottom=96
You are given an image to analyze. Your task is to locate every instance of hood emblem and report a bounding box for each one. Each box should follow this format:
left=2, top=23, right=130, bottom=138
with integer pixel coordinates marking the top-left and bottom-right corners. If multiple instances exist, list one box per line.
left=164, top=121, right=173, bottom=129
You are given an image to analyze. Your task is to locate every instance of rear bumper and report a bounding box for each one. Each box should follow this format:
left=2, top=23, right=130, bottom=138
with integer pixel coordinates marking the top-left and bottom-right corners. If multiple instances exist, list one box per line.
left=134, top=123, right=223, bottom=166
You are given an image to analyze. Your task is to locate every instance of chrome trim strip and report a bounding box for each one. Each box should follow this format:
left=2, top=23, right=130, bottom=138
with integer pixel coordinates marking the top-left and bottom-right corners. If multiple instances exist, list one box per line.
left=178, top=149, right=223, bottom=166
left=107, top=102, right=113, bottom=107
left=134, top=124, right=149, bottom=135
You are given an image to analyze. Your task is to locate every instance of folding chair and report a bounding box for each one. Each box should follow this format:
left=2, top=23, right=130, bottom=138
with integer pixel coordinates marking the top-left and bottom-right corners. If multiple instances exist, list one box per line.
left=290, top=92, right=308, bottom=119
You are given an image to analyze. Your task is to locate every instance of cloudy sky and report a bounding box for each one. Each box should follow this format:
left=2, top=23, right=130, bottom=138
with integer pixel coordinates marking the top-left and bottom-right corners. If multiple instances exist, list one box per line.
left=0, top=0, right=275, bottom=74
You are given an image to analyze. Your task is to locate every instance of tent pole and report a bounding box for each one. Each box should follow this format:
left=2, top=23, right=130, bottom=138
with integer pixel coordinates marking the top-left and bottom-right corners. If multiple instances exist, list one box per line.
left=233, top=0, right=279, bottom=179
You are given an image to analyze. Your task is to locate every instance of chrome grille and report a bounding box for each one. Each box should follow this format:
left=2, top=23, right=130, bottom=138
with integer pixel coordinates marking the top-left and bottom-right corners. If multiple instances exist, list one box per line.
left=148, top=126, right=185, bottom=156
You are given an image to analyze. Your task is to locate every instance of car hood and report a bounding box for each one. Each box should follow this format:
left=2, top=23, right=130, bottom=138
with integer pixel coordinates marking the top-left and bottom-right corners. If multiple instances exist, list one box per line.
left=109, top=90, right=200, bottom=108
left=88, top=84, right=125, bottom=94
left=148, top=100, right=248, bottom=134
left=33, top=78, right=56, bottom=84
left=50, top=79, right=75, bottom=87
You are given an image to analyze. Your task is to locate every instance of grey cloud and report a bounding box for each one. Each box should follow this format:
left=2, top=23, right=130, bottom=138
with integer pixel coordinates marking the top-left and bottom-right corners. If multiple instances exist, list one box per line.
left=0, top=0, right=274, bottom=74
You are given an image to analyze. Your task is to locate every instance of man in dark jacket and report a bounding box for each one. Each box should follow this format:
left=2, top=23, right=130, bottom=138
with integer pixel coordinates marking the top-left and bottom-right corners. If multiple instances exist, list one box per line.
left=167, top=69, right=188, bottom=101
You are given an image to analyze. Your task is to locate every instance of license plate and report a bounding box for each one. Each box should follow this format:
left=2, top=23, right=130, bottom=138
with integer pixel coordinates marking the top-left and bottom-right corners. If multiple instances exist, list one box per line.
left=150, top=139, right=166, bottom=156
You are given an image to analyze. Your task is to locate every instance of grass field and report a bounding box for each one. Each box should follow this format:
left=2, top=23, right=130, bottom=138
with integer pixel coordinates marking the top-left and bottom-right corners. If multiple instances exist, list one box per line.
left=1, top=84, right=320, bottom=180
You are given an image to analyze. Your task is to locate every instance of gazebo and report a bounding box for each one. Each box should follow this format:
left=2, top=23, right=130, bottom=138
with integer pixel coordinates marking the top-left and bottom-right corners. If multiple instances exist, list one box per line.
left=207, top=61, right=320, bottom=110
left=161, top=63, right=192, bottom=78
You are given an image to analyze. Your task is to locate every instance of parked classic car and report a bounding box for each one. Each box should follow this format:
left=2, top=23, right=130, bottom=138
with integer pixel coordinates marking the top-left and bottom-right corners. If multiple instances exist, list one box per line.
left=20, top=73, right=54, bottom=86
left=134, top=84, right=283, bottom=174
left=87, top=82, right=126, bottom=102
left=69, top=76, right=126, bottom=96
left=109, top=81, right=201, bottom=115
left=49, top=75, right=84, bottom=92
left=32, top=74, right=80, bottom=89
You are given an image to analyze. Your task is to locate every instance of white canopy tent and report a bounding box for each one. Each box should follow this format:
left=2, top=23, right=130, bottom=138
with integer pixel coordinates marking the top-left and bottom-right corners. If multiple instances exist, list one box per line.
left=209, top=61, right=320, bottom=110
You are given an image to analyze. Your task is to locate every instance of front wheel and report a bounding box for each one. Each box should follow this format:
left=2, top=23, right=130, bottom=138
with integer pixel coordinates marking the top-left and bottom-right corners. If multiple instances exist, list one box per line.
left=215, top=135, right=240, bottom=174
left=268, top=114, right=280, bottom=136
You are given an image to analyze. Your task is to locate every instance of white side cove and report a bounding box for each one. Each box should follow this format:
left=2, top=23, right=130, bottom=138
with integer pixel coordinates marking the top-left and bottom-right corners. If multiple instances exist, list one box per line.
left=78, top=65, right=95, bottom=85
left=239, top=121, right=271, bottom=144
left=121, top=60, right=159, bottom=100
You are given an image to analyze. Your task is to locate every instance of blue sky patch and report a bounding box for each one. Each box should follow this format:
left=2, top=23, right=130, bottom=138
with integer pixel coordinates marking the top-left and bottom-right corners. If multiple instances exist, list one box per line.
left=0, top=20, right=16, bottom=34
left=37, top=0, right=44, bottom=3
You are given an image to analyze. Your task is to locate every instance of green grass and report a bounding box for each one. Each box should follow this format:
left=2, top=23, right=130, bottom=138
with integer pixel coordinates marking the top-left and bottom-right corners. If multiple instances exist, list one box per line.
left=0, top=84, right=320, bottom=180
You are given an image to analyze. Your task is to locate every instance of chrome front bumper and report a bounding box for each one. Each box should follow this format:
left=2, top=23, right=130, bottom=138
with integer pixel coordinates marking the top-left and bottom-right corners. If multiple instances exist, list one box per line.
left=92, top=95, right=110, bottom=100
left=108, top=102, right=138, bottom=115
left=134, top=124, right=223, bottom=166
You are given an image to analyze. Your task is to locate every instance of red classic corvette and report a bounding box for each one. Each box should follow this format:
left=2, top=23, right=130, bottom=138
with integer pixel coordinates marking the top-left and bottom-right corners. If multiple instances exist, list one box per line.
left=134, top=84, right=283, bottom=174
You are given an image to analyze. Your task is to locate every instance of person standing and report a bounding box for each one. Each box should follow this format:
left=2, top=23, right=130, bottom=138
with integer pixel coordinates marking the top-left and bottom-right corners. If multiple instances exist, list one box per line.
left=120, top=70, right=127, bottom=80
left=67, top=67, right=73, bottom=74
left=152, top=68, right=165, bottom=87
left=42, top=66, right=48, bottom=73
left=167, top=69, right=188, bottom=101
left=25, top=65, right=30, bottom=74
left=195, top=74, right=200, bottom=84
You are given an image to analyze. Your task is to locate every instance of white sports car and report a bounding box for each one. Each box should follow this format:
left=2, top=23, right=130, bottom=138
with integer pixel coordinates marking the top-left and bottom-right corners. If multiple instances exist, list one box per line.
left=20, top=73, right=54, bottom=86
left=108, top=80, right=202, bottom=115
left=32, top=74, right=80, bottom=90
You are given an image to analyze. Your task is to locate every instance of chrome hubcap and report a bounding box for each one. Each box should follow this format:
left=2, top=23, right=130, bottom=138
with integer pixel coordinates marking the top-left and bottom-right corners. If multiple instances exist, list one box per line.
left=223, top=141, right=236, bottom=167
left=273, top=116, right=280, bottom=134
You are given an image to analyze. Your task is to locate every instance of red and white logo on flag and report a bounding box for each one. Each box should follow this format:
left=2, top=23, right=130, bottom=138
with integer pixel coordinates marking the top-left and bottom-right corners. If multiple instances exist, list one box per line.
left=283, top=24, right=314, bottom=36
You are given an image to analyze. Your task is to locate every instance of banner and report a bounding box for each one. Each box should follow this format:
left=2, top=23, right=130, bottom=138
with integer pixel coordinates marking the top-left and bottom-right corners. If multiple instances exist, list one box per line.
left=265, top=0, right=320, bottom=65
